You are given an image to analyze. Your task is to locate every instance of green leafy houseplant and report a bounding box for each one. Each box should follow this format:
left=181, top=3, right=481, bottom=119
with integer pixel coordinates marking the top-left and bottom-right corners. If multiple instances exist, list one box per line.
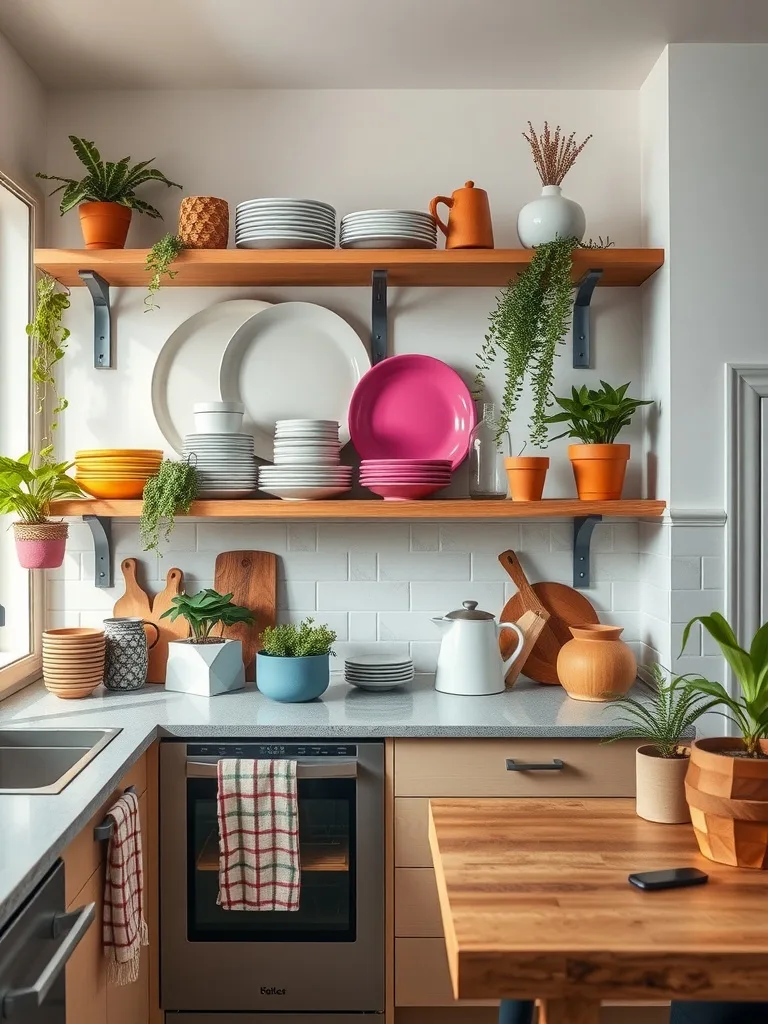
left=682, top=613, right=768, bottom=757
left=145, top=233, right=185, bottom=311
left=261, top=618, right=337, bottom=658
left=160, top=589, right=254, bottom=644
left=544, top=380, right=652, bottom=444
left=37, top=136, right=182, bottom=218
left=0, top=453, right=83, bottom=524
left=27, top=274, right=71, bottom=454
left=139, top=460, right=197, bottom=553
left=606, top=665, right=717, bottom=758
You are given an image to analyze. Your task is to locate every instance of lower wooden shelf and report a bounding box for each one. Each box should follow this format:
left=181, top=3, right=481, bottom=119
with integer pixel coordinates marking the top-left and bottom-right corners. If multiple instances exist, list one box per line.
left=51, top=498, right=665, bottom=520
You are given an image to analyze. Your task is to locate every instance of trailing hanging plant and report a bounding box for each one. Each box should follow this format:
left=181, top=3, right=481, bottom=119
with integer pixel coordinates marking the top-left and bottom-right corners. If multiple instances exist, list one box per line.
left=139, top=459, right=197, bottom=553
left=37, top=136, right=182, bottom=218
left=475, top=234, right=578, bottom=448
left=145, top=233, right=185, bottom=311
left=27, top=273, right=71, bottom=454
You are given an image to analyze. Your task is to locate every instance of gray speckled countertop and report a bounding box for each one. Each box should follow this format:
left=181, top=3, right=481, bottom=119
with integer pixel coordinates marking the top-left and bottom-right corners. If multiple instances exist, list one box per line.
left=0, top=674, right=650, bottom=926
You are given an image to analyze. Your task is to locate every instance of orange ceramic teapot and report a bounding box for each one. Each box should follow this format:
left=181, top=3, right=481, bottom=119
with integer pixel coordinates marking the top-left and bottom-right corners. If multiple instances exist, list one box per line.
left=429, top=181, right=494, bottom=249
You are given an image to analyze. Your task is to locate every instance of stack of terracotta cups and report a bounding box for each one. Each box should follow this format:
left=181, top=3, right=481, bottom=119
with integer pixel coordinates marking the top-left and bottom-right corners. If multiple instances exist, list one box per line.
left=42, top=628, right=106, bottom=699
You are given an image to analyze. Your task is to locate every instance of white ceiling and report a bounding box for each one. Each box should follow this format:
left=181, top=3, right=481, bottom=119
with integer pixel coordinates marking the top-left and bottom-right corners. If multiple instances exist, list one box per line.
left=1, top=0, right=768, bottom=90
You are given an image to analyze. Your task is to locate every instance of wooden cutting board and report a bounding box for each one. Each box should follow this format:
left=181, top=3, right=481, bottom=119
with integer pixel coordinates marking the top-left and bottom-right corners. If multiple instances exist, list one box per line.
left=214, top=551, right=277, bottom=682
left=113, top=558, right=152, bottom=620
left=504, top=609, right=550, bottom=688
left=147, top=567, right=186, bottom=684
left=498, top=549, right=599, bottom=685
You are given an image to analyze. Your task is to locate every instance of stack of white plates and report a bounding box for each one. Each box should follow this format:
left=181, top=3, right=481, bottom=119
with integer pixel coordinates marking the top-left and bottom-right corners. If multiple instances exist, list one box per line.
left=260, top=419, right=352, bottom=500
left=183, top=433, right=258, bottom=498
left=345, top=655, right=415, bottom=691
left=235, top=198, right=336, bottom=250
left=340, top=210, right=437, bottom=250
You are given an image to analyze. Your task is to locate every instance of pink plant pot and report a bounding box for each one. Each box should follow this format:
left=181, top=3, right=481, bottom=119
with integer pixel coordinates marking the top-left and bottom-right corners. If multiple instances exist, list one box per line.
left=13, top=523, right=68, bottom=569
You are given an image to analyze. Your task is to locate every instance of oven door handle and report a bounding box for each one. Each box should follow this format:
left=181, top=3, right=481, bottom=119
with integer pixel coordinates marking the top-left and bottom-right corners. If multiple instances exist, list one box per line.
left=186, top=760, right=358, bottom=779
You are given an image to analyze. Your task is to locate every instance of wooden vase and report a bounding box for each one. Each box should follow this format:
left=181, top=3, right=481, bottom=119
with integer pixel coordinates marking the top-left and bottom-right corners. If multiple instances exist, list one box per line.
left=685, top=737, right=768, bottom=869
left=178, top=196, right=229, bottom=248
left=636, top=745, right=691, bottom=824
left=556, top=624, right=636, bottom=701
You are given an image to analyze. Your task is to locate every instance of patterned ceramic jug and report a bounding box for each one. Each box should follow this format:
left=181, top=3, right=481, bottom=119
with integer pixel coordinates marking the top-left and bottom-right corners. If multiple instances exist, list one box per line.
left=103, top=617, right=159, bottom=692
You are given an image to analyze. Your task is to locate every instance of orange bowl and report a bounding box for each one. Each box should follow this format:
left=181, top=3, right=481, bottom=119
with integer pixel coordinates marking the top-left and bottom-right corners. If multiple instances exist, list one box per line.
left=76, top=471, right=156, bottom=480
left=43, top=628, right=105, bottom=640
left=76, top=477, right=148, bottom=499
left=75, top=449, right=162, bottom=458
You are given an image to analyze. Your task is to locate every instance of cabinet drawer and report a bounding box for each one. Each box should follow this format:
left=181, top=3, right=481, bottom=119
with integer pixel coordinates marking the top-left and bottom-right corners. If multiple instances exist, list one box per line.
left=394, top=739, right=636, bottom=797
left=395, top=868, right=443, bottom=936
left=63, top=753, right=147, bottom=906
left=396, top=938, right=495, bottom=1007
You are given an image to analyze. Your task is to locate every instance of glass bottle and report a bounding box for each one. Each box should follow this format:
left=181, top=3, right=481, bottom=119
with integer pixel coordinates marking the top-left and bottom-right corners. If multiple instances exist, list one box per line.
left=468, top=402, right=508, bottom=499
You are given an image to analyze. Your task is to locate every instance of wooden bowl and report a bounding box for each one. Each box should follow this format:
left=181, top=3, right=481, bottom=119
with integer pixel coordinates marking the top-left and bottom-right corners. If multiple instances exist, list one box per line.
left=44, top=681, right=101, bottom=699
left=43, top=627, right=104, bottom=640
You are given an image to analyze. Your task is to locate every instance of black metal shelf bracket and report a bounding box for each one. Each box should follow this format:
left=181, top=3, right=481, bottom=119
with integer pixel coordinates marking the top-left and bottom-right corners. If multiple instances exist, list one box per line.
left=371, top=269, right=388, bottom=365
left=572, top=268, right=603, bottom=369
left=79, top=270, right=112, bottom=369
left=573, top=514, right=602, bottom=589
left=84, top=515, right=113, bottom=589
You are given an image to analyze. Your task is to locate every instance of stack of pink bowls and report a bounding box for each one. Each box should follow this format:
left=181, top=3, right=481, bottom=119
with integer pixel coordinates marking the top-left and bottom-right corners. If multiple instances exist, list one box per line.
left=359, top=459, right=452, bottom=501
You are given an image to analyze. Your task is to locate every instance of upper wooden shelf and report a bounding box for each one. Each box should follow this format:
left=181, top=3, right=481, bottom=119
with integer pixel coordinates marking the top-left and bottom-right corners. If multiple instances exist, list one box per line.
left=50, top=498, right=666, bottom=520
left=35, top=248, right=664, bottom=289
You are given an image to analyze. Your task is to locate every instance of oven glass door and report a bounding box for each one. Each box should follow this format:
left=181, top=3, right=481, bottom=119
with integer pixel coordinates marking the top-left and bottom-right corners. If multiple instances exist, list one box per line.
left=186, top=775, right=356, bottom=942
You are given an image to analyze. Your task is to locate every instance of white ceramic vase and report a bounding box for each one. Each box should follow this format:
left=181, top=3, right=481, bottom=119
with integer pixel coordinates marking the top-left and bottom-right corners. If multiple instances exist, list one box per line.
left=517, top=184, right=586, bottom=248
left=165, top=637, right=245, bottom=696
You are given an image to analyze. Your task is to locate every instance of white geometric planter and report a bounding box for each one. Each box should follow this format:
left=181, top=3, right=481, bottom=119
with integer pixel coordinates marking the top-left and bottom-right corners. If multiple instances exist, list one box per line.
left=165, top=637, right=245, bottom=697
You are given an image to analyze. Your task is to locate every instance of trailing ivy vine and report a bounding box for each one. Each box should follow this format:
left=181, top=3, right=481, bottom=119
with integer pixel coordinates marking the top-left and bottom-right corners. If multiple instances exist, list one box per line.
left=145, top=233, right=185, bottom=310
left=27, top=273, right=71, bottom=457
left=140, top=459, right=198, bottom=552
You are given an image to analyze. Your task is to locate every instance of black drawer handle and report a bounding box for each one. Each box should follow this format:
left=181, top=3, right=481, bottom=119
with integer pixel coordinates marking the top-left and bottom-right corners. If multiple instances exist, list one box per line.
left=506, top=758, right=565, bottom=771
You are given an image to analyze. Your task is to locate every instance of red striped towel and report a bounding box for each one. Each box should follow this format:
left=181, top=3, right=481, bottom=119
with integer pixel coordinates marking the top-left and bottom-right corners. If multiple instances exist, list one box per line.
left=216, top=758, right=301, bottom=911
left=103, top=790, right=148, bottom=985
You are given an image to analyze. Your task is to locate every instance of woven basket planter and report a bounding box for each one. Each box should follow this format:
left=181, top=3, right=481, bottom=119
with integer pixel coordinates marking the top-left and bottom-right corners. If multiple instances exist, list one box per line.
left=13, top=521, right=68, bottom=569
left=178, top=196, right=229, bottom=249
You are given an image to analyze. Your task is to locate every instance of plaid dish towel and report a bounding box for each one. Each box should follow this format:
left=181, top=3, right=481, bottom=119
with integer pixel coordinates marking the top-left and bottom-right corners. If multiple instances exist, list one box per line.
left=217, top=758, right=301, bottom=911
left=103, top=790, right=148, bottom=985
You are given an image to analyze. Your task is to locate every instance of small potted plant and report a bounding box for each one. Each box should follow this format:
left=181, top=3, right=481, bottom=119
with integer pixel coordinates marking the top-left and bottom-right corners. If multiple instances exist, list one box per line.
left=0, top=453, right=84, bottom=568
left=605, top=665, right=718, bottom=824
left=682, top=612, right=768, bottom=869
left=161, top=589, right=254, bottom=697
left=257, top=618, right=337, bottom=703
left=517, top=121, right=592, bottom=247
left=544, top=380, right=652, bottom=500
left=37, top=136, right=182, bottom=249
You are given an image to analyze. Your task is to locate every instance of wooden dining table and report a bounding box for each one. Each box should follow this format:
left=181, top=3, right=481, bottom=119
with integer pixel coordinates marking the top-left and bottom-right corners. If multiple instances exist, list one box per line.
left=428, top=797, right=768, bottom=1024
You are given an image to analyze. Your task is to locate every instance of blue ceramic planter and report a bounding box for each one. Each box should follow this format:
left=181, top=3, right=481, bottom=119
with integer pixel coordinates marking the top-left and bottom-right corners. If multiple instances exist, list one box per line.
left=256, top=652, right=330, bottom=702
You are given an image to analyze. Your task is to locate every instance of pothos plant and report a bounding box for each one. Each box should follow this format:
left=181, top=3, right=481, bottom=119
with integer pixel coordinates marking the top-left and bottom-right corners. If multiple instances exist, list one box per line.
left=27, top=273, right=71, bottom=454
left=145, top=233, right=185, bottom=310
left=139, top=459, right=198, bottom=553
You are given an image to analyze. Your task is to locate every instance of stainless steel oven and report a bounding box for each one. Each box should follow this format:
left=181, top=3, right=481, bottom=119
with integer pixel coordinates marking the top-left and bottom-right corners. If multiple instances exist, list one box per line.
left=160, top=740, right=385, bottom=1014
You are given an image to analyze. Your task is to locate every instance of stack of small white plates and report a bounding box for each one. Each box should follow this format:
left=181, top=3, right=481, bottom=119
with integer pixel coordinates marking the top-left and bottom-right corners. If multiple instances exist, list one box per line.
left=235, top=198, right=337, bottom=250
left=340, top=210, right=437, bottom=250
left=260, top=419, right=352, bottom=500
left=183, top=433, right=258, bottom=498
left=345, top=655, right=415, bottom=691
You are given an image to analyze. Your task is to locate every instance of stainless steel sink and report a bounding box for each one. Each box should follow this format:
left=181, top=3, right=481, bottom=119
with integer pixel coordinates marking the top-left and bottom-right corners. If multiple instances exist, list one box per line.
left=0, top=728, right=121, bottom=794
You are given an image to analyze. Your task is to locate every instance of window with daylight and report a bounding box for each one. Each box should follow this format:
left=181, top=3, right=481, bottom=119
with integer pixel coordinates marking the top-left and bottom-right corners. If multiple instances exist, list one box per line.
left=0, top=172, right=39, bottom=694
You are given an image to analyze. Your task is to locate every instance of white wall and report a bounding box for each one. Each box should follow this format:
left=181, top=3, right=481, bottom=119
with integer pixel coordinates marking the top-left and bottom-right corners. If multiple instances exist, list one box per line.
left=0, top=29, right=46, bottom=190
left=43, top=87, right=649, bottom=667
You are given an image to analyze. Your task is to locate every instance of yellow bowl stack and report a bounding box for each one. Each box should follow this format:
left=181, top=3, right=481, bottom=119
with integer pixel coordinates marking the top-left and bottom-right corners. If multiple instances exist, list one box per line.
left=75, top=449, right=163, bottom=499
left=42, top=627, right=106, bottom=699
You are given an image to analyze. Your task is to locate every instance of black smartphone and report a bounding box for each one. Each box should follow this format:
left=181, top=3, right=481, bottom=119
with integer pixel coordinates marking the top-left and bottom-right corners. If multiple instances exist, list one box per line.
left=628, top=867, right=709, bottom=891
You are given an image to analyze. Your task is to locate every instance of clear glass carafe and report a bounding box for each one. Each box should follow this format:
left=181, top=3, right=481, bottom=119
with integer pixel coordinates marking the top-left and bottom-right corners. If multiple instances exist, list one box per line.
left=468, top=402, right=508, bottom=499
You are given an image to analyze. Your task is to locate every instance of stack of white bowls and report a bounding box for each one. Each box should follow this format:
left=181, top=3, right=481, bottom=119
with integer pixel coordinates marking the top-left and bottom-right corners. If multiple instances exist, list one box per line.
left=259, top=420, right=352, bottom=500
left=183, top=433, right=258, bottom=498
left=345, top=655, right=415, bottom=692
left=235, top=198, right=337, bottom=249
left=340, top=210, right=437, bottom=249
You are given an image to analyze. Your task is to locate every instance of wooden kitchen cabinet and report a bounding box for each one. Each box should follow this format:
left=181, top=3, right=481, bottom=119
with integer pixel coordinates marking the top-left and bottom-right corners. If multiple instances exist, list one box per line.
left=66, top=863, right=107, bottom=1024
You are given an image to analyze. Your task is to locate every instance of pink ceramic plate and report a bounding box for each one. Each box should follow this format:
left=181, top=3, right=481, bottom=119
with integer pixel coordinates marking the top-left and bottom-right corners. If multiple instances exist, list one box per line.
left=349, top=355, right=475, bottom=469
left=363, top=481, right=447, bottom=501
left=360, top=474, right=451, bottom=482
left=361, top=459, right=452, bottom=467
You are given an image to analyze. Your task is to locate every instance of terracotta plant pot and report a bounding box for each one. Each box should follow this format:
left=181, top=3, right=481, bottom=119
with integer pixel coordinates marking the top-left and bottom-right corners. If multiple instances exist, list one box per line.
left=685, top=737, right=768, bottom=869
left=13, top=522, right=68, bottom=569
left=504, top=456, right=549, bottom=501
left=178, top=195, right=229, bottom=248
left=568, top=443, right=630, bottom=500
left=636, top=745, right=691, bottom=824
left=556, top=624, right=637, bottom=701
left=78, top=201, right=132, bottom=249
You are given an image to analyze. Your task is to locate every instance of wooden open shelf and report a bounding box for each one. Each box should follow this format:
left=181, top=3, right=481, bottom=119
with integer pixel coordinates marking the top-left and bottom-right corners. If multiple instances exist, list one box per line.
left=35, top=247, right=664, bottom=289
left=50, top=498, right=666, bottom=520
left=196, top=830, right=349, bottom=873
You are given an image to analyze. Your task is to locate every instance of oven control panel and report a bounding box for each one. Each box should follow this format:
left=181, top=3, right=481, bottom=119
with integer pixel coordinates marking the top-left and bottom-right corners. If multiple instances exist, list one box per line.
left=188, top=743, right=358, bottom=758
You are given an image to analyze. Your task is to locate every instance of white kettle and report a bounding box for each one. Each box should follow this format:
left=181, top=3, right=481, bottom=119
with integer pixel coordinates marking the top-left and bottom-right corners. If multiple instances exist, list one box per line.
left=431, top=600, right=525, bottom=696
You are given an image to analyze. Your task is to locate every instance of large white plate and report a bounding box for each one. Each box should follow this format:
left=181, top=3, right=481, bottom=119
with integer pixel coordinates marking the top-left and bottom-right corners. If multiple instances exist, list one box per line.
left=219, top=302, right=369, bottom=457
left=340, top=237, right=436, bottom=250
left=236, top=237, right=335, bottom=250
left=152, top=299, right=272, bottom=454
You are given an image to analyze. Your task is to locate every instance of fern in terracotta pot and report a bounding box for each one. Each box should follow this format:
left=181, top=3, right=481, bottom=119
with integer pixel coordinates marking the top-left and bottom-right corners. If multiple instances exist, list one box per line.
left=544, top=380, right=651, bottom=500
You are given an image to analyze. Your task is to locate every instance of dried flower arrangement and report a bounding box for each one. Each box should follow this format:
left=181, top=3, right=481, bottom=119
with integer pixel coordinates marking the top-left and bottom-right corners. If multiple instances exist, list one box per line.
left=523, top=122, right=592, bottom=186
